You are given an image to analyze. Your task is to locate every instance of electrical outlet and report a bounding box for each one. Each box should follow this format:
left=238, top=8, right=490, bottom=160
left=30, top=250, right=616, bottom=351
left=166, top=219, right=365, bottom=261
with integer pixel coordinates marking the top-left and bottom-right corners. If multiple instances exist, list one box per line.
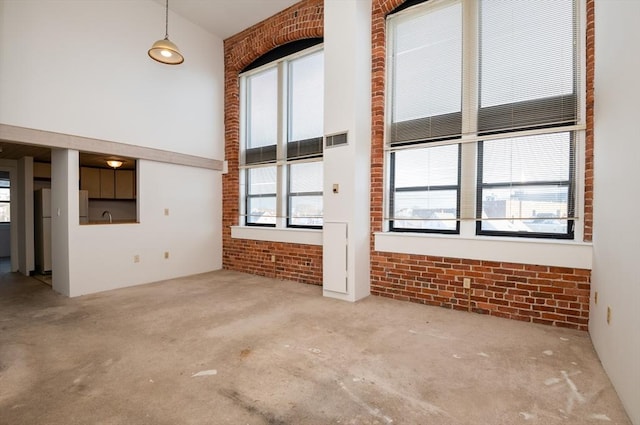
left=271, top=255, right=276, bottom=263
left=164, top=251, right=169, bottom=259
left=164, top=208, right=170, bottom=216
left=594, top=291, right=598, bottom=305
left=463, top=277, right=471, bottom=289
left=607, top=306, right=611, bottom=324
left=134, top=255, right=140, bottom=263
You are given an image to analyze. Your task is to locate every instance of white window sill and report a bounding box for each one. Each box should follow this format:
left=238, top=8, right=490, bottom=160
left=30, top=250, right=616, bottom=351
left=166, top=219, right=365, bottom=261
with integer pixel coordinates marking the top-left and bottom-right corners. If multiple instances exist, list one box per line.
left=374, top=232, right=593, bottom=270
left=231, top=226, right=322, bottom=246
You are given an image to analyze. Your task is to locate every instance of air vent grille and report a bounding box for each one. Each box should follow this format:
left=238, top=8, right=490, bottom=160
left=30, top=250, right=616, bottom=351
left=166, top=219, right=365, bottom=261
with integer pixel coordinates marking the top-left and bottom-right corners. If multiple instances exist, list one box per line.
left=325, top=132, right=348, bottom=148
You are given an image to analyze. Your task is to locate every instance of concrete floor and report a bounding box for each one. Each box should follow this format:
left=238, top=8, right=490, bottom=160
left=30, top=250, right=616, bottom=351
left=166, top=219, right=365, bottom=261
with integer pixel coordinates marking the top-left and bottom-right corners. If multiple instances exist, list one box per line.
left=0, top=270, right=631, bottom=425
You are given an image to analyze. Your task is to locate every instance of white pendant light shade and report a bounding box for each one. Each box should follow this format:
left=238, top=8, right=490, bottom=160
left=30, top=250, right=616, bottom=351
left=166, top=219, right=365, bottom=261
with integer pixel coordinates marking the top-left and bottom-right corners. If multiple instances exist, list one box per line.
left=148, top=37, right=184, bottom=65
left=148, top=0, right=184, bottom=65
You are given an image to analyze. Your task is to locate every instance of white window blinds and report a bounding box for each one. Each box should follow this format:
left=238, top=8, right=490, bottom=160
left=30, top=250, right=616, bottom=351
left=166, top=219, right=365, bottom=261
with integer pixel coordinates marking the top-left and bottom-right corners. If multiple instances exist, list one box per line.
left=389, top=0, right=462, bottom=144
left=288, top=50, right=324, bottom=159
left=478, top=0, right=577, bottom=133
left=246, top=67, right=278, bottom=164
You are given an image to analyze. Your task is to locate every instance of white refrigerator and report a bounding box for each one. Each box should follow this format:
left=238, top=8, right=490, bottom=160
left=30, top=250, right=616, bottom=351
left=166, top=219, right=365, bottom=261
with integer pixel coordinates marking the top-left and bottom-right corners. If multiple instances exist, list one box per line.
left=35, top=189, right=89, bottom=274
left=34, top=188, right=52, bottom=274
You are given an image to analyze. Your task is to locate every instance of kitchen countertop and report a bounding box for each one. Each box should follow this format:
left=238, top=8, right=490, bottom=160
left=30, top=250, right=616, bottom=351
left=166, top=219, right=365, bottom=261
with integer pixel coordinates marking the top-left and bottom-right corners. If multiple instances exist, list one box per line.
left=82, top=219, right=138, bottom=225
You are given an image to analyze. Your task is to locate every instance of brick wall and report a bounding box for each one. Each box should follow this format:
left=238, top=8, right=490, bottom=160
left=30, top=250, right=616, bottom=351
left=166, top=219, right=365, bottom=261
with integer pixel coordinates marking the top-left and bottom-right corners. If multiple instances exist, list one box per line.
left=222, top=0, right=324, bottom=285
left=371, top=253, right=590, bottom=330
left=369, top=0, right=595, bottom=331
left=224, top=239, right=323, bottom=284
left=584, top=0, right=595, bottom=242
left=223, top=0, right=595, bottom=330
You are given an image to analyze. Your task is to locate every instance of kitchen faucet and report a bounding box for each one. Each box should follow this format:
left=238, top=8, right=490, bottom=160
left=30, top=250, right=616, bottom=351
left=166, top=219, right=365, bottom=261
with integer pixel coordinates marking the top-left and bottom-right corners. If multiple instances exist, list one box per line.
left=102, top=210, right=113, bottom=223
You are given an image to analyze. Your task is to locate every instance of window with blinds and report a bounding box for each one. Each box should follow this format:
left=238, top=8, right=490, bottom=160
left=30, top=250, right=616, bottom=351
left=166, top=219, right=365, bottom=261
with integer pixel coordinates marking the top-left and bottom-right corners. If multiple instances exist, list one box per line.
left=478, top=0, right=577, bottom=134
left=386, top=0, right=580, bottom=239
left=288, top=161, right=323, bottom=228
left=245, top=67, right=278, bottom=165
left=240, top=44, right=324, bottom=228
left=388, top=0, right=463, bottom=233
left=477, top=133, right=575, bottom=238
left=246, top=166, right=277, bottom=225
left=476, top=0, right=577, bottom=238
left=390, top=145, right=460, bottom=232
left=390, top=0, right=462, bottom=144
left=287, top=50, right=324, bottom=161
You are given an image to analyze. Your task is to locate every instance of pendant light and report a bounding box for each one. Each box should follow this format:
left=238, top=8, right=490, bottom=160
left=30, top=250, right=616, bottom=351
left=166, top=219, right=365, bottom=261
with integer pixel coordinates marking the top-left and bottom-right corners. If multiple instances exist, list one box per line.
left=148, top=0, right=184, bottom=65
left=106, top=160, right=123, bottom=169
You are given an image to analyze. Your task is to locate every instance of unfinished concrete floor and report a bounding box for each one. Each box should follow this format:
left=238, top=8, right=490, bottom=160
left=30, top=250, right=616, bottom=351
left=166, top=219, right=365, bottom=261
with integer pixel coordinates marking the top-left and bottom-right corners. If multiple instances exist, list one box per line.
left=0, top=270, right=631, bottom=425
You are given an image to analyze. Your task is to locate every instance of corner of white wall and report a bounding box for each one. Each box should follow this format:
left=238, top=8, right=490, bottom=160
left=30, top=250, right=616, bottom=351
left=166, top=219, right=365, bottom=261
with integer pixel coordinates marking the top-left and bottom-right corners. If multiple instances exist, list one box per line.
left=591, top=1, right=640, bottom=423
left=0, top=0, right=225, bottom=159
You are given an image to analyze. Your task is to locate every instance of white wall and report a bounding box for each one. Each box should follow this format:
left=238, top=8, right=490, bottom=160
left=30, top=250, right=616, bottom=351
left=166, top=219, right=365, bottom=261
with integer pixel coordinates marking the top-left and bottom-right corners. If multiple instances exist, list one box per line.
left=322, top=0, right=371, bottom=302
left=591, top=1, right=640, bottom=424
left=0, top=0, right=224, bottom=159
left=69, top=160, right=221, bottom=296
left=0, top=0, right=225, bottom=294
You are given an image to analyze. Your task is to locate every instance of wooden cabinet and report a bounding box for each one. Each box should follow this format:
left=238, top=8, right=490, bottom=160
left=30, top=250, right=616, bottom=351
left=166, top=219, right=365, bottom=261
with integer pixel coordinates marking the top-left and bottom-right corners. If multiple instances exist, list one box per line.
left=99, top=169, right=115, bottom=198
left=80, top=167, right=101, bottom=198
left=80, top=167, right=135, bottom=199
left=33, top=162, right=51, bottom=179
left=115, top=170, right=135, bottom=199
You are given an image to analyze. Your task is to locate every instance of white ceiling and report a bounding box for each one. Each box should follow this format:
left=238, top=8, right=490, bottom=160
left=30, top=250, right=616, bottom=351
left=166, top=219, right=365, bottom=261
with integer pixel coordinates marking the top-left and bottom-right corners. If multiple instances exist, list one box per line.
left=153, top=0, right=300, bottom=40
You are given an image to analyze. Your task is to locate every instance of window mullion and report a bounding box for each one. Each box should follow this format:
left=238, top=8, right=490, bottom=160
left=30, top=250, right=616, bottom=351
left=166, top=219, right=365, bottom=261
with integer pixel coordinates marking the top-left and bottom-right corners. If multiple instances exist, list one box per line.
left=276, top=61, right=287, bottom=228
left=459, top=0, right=479, bottom=236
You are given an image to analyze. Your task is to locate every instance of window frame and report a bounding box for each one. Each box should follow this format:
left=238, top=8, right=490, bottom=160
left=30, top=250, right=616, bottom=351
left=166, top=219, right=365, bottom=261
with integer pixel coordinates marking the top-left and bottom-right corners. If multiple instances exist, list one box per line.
left=388, top=144, right=462, bottom=234
left=475, top=131, right=576, bottom=239
left=286, top=161, right=323, bottom=229
left=245, top=165, right=277, bottom=227
left=239, top=45, right=324, bottom=230
left=0, top=177, right=10, bottom=223
left=384, top=0, right=584, bottom=241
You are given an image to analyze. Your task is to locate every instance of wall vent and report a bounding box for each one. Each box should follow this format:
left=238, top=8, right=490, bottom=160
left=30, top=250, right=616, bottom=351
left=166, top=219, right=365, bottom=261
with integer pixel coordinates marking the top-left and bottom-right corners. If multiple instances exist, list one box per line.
left=325, top=132, right=348, bottom=148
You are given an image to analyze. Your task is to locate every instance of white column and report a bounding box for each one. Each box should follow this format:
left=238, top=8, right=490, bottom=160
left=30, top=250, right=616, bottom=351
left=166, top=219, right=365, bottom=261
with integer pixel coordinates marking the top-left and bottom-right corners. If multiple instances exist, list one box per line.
left=51, top=149, right=79, bottom=296
left=323, top=0, right=372, bottom=302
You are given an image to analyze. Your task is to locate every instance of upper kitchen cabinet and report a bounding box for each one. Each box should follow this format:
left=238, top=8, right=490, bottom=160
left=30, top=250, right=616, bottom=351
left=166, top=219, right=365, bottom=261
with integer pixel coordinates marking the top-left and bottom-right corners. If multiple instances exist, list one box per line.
left=115, top=170, right=135, bottom=199
left=33, top=162, right=51, bottom=180
left=99, top=169, right=115, bottom=198
left=80, top=166, right=136, bottom=200
left=80, top=167, right=101, bottom=198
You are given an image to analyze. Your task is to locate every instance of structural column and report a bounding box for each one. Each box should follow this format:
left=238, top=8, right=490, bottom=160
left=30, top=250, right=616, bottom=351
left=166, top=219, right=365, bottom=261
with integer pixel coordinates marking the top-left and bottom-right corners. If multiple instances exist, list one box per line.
left=322, top=0, right=372, bottom=301
left=50, top=149, right=79, bottom=296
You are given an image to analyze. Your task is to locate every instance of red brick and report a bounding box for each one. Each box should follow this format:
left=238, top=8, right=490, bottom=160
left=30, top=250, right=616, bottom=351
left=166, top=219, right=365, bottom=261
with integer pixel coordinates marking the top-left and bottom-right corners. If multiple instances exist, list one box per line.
left=223, top=0, right=594, bottom=333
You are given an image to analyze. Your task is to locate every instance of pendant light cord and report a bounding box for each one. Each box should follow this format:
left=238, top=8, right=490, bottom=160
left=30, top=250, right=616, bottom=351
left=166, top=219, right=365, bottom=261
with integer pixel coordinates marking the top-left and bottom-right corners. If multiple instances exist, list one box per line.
left=164, top=0, right=169, bottom=39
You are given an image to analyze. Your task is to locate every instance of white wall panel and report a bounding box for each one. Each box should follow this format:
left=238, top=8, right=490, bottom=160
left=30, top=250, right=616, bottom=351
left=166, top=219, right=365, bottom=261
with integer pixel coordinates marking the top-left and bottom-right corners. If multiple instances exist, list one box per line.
left=591, top=2, right=640, bottom=423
